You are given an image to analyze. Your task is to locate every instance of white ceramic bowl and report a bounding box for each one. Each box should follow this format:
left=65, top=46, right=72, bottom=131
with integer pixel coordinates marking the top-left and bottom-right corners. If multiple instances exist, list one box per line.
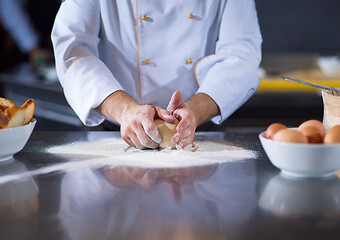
left=259, top=131, right=340, bottom=178
left=0, top=119, right=36, bottom=162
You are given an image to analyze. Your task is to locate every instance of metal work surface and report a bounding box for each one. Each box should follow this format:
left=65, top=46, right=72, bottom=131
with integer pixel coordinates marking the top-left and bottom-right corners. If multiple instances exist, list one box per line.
left=0, top=131, right=339, bottom=240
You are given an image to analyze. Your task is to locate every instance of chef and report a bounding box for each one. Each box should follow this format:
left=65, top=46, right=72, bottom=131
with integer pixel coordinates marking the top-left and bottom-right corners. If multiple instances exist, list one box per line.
left=51, top=0, right=262, bottom=149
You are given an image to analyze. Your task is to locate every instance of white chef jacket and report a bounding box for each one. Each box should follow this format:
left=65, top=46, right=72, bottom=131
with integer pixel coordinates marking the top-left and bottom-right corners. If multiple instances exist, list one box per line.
left=51, top=0, right=262, bottom=126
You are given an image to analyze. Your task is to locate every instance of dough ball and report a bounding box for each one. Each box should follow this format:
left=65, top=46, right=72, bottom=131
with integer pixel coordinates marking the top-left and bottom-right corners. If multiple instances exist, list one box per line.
left=154, top=119, right=179, bottom=149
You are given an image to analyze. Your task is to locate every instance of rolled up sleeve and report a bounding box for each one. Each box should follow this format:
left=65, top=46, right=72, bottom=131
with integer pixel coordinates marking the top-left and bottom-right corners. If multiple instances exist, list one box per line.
left=51, top=0, right=123, bottom=126
left=194, top=0, right=262, bottom=124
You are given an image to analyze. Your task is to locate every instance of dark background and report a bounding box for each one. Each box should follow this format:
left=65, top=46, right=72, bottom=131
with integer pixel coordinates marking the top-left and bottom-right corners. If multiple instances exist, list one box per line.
left=256, top=0, right=340, bottom=54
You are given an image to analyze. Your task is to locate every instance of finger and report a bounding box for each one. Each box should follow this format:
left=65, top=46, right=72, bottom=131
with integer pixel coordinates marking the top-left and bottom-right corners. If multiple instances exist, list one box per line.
left=142, top=118, right=162, bottom=144
left=129, top=132, right=145, bottom=149
left=176, top=134, right=195, bottom=150
left=180, top=128, right=193, bottom=139
left=154, top=107, right=176, bottom=123
left=121, top=129, right=135, bottom=147
left=167, top=91, right=183, bottom=113
left=170, top=116, right=192, bottom=145
left=172, top=127, right=194, bottom=147
left=175, top=113, right=191, bottom=133
left=124, top=137, right=134, bottom=147
left=171, top=132, right=181, bottom=145
left=132, top=120, right=158, bottom=149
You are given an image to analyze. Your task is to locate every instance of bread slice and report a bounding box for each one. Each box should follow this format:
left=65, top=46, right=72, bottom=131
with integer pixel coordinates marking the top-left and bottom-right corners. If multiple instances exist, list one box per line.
left=4, top=106, right=26, bottom=128
left=0, top=98, right=35, bottom=128
left=21, top=99, right=35, bottom=124
left=0, top=107, right=9, bottom=128
left=0, top=97, right=15, bottom=108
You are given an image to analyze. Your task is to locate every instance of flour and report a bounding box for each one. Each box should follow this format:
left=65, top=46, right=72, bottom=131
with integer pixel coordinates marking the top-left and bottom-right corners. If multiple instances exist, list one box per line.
left=0, top=137, right=257, bottom=185
left=47, top=137, right=257, bottom=168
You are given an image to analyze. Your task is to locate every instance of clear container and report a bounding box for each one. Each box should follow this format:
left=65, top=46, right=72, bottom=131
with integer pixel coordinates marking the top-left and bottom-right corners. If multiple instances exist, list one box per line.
left=322, top=89, right=340, bottom=130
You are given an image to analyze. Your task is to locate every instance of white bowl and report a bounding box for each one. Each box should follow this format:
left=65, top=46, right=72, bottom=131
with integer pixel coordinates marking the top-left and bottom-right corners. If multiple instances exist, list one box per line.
left=259, top=131, right=340, bottom=178
left=0, top=119, right=36, bottom=162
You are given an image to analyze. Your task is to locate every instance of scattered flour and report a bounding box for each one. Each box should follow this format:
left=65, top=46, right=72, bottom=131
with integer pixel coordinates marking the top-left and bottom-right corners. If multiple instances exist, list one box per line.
left=46, top=137, right=257, bottom=168
left=0, top=138, right=257, bottom=185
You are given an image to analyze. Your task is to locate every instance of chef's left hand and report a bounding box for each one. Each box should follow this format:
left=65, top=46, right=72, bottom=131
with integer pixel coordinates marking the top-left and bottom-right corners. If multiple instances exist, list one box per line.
left=167, top=91, right=220, bottom=149
left=167, top=91, right=196, bottom=149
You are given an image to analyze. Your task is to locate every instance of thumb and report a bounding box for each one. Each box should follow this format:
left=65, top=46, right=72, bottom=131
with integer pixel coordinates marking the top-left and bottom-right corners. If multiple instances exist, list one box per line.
left=167, top=91, right=183, bottom=114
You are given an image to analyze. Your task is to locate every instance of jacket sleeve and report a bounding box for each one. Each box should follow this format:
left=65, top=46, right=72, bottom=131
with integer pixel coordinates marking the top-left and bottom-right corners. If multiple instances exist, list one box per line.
left=51, top=0, right=123, bottom=126
left=194, top=0, right=262, bottom=124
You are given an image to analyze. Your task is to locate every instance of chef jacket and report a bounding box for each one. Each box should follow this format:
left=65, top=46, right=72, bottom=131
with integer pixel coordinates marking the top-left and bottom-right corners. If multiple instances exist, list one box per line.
left=51, top=0, right=262, bottom=126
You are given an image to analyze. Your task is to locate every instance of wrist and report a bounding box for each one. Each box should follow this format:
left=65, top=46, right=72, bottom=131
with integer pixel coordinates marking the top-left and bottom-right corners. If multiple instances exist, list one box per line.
left=95, top=90, right=139, bottom=124
left=187, top=93, right=219, bottom=126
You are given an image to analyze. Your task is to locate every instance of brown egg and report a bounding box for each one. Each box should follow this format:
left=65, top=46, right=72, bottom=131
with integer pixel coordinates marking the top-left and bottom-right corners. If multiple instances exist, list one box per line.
left=273, top=129, right=308, bottom=143
left=299, top=126, right=323, bottom=143
left=298, top=120, right=325, bottom=136
left=265, top=123, right=287, bottom=139
left=324, top=125, right=340, bottom=144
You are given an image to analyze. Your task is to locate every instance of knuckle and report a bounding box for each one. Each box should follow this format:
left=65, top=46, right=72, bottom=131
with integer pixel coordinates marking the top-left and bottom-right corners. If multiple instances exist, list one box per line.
left=145, top=125, right=156, bottom=135
left=146, top=104, right=154, bottom=112
left=183, top=111, right=191, bottom=118
left=142, top=138, right=157, bottom=148
left=130, top=119, right=138, bottom=128
left=141, top=139, right=152, bottom=147
left=138, top=111, right=149, bottom=120
left=134, top=140, right=144, bottom=149
left=121, top=133, right=128, bottom=140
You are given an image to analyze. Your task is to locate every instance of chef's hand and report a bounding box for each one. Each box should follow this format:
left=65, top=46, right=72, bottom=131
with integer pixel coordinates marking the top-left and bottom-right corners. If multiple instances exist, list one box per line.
left=167, top=91, right=220, bottom=149
left=95, top=90, right=176, bottom=149
left=167, top=91, right=196, bottom=149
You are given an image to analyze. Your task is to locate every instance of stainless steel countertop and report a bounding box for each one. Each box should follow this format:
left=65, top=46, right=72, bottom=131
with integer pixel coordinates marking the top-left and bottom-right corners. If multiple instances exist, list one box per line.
left=0, top=131, right=339, bottom=240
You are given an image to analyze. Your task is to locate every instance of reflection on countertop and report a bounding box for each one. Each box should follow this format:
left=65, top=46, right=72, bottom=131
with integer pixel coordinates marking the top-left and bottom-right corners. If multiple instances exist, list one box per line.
left=259, top=173, right=340, bottom=218
left=58, top=162, right=256, bottom=240
left=0, top=159, right=38, bottom=220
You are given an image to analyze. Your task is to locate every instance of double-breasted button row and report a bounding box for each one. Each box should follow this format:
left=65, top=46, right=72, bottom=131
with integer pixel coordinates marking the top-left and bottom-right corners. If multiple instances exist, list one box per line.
left=143, top=59, right=193, bottom=65
left=141, top=13, right=195, bottom=66
left=141, top=14, right=195, bottom=20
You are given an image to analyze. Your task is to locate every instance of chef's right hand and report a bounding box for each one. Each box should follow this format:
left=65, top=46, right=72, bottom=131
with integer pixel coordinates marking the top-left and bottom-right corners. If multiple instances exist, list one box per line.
left=95, top=91, right=176, bottom=149
left=120, top=104, right=164, bottom=149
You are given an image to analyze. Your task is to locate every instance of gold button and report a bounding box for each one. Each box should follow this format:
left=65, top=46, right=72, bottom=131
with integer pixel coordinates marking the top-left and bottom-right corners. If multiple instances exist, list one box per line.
left=144, top=60, right=150, bottom=65
left=141, top=15, right=147, bottom=20
left=187, top=59, right=193, bottom=64
left=188, top=14, right=194, bottom=19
